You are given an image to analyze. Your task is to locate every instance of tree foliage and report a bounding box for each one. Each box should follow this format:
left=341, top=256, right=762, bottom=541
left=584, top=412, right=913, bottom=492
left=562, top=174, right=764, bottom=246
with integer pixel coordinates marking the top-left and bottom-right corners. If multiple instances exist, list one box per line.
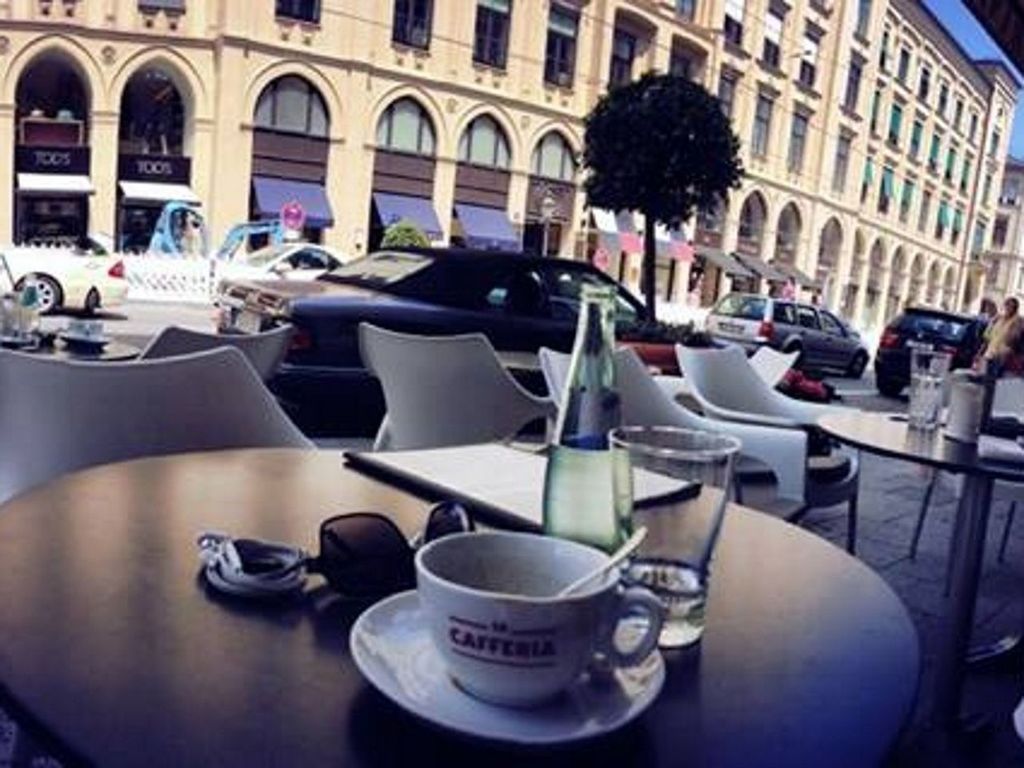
left=381, top=219, right=431, bottom=248
left=584, top=73, right=743, bottom=318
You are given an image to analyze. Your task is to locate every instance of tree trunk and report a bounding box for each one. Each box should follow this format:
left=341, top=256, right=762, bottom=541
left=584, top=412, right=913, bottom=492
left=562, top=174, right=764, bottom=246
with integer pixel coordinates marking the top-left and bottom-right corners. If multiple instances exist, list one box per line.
left=642, top=210, right=658, bottom=323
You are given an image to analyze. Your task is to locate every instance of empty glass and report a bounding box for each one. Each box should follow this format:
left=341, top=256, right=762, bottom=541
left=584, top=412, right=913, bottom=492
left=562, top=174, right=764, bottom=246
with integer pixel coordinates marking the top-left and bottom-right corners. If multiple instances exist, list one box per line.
left=908, top=348, right=951, bottom=430
left=610, top=427, right=740, bottom=648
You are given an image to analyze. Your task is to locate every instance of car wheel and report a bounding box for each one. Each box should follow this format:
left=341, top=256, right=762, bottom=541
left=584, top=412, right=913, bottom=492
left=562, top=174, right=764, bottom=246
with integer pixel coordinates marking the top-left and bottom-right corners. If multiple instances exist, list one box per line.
left=877, top=376, right=904, bottom=398
left=17, top=274, right=62, bottom=314
left=846, top=351, right=869, bottom=379
left=84, top=288, right=101, bottom=315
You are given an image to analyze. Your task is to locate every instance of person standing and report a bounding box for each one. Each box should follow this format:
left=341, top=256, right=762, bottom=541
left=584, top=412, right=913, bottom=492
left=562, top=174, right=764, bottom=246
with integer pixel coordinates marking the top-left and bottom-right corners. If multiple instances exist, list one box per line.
left=980, top=296, right=1024, bottom=373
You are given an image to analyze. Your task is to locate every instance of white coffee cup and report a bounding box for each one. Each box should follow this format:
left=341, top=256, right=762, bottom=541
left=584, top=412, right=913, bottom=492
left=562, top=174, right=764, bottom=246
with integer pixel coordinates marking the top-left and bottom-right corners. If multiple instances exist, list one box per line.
left=67, top=319, right=102, bottom=338
left=415, top=531, right=664, bottom=707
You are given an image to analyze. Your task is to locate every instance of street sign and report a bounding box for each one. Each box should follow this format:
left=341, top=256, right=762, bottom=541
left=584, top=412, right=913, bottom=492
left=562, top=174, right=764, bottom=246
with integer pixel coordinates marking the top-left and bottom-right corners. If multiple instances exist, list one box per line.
left=281, top=201, right=306, bottom=232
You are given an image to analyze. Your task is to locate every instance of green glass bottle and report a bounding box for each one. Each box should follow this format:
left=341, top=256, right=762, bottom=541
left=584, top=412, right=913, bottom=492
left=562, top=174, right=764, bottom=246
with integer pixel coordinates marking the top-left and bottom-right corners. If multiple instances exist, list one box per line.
left=542, top=284, right=623, bottom=552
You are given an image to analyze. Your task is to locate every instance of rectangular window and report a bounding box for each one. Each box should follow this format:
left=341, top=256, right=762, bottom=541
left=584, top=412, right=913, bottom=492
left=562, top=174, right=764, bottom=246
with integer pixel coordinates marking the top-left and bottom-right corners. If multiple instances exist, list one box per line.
left=897, top=48, right=910, bottom=82
left=844, top=60, right=862, bottom=112
left=984, top=172, right=993, bottom=206
left=991, top=129, right=1001, bottom=158
left=938, top=82, right=949, bottom=117
left=888, top=103, right=903, bottom=147
left=752, top=95, right=773, bottom=159
left=910, top=120, right=923, bottom=159
left=832, top=134, right=852, bottom=193
left=1003, top=178, right=1021, bottom=205
left=973, top=220, right=987, bottom=254
left=954, top=99, right=964, bottom=131
left=473, top=0, right=512, bottom=69
left=918, top=189, right=931, bottom=233
left=676, top=0, right=696, bottom=19
left=861, top=157, right=874, bottom=203
left=724, top=0, right=745, bottom=47
left=944, top=147, right=956, bottom=183
left=928, top=133, right=941, bottom=172
left=799, top=33, right=819, bottom=89
left=762, top=11, right=783, bottom=69
left=718, top=72, right=737, bottom=119
left=609, top=28, right=636, bottom=88
left=960, top=156, right=972, bottom=194
left=544, top=6, right=578, bottom=87
left=869, top=90, right=881, bottom=134
left=878, top=166, right=894, bottom=214
left=952, top=208, right=963, bottom=246
left=918, top=65, right=931, bottom=101
left=879, top=30, right=889, bottom=72
left=935, top=200, right=949, bottom=240
left=994, top=216, right=1009, bottom=249
left=788, top=112, right=809, bottom=173
left=856, top=0, right=871, bottom=36
left=670, top=47, right=693, bottom=79
left=900, top=179, right=915, bottom=223
left=393, top=0, right=433, bottom=48
left=275, top=0, right=320, bottom=23
left=969, top=112, right=978, bottom=141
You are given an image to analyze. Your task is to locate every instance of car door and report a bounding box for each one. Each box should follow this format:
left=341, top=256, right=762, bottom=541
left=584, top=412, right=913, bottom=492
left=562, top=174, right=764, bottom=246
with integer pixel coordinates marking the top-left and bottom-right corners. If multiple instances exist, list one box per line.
left=819, top=310, right=853, bottom=368
left=794, top=305, right=829, bottom=368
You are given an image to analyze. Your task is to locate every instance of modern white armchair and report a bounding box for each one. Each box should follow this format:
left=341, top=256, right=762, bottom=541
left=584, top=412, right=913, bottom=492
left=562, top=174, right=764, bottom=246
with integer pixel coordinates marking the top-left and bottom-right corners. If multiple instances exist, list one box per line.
left=0, top=347, right=311, bottom=504
left=359, top=323, right=555, bottom=451
left=140, top=324, right=294, bottom=381
left=539, top=347, right=808, bottom=508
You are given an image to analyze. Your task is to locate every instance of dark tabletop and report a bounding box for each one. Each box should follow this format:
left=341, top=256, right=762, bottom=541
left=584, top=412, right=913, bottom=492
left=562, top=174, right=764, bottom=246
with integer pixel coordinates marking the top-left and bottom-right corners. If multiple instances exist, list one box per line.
left=0, top=337, right=140, bottom=362
left=819, top=410, right=1024, bottom=482
left=0, top=449, right=919, bottom=768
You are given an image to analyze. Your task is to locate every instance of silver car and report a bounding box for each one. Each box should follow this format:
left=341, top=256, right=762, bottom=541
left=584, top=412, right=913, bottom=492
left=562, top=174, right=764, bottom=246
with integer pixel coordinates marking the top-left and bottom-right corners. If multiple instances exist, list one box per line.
left=705, top=292, right=870, bottom=377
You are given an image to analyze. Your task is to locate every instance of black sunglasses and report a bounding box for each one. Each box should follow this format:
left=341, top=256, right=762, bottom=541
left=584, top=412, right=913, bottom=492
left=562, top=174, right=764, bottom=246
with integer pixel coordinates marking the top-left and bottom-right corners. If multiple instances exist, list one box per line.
left=306, top=500, right=474, bottom=598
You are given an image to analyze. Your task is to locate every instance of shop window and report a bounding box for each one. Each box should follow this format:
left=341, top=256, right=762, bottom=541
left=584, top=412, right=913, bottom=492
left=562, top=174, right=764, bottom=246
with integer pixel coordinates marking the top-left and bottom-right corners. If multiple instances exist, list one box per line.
left=393, top=0, right=433, bottom=49
left=376, top=98, right=435, bottom=156
left=118, top=68, right=185, bottom=156
left=15, top=56, right=90, bottom=146
left=458, top=115, right=510, bottom=169
left=254, top=76, right=328, bottom=137
left=531, top=132, right=575, bottom=182
left=473, top=0, right=512, bottom=69
left=544, top=5, right=577, bottom=87
left=275, top=0, right=318, bottom=23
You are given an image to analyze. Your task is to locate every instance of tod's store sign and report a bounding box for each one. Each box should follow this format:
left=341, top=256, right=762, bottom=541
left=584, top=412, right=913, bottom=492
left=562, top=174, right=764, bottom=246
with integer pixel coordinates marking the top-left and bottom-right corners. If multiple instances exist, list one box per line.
left=16, top=146, right=90, bottom=175
left=118, top=155, right=191, bottom=184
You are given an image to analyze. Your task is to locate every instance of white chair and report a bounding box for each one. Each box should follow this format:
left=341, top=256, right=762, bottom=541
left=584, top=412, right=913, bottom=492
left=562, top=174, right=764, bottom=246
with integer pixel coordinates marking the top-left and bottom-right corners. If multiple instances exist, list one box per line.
left=0, top=347, right=311, bottom=504
left=140, top=324, right=294, bottom=381
left=748, top=347, right=800, bottom=390
left=359, top=323, right=555, bottom=451
left=675, top=344, right=861, bottom=552
left=676, top=344, right=850, bottom=428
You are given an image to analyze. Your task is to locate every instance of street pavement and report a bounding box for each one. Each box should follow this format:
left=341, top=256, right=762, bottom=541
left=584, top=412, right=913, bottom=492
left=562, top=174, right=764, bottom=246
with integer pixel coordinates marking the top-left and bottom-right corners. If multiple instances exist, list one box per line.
left=31, top=300, right=1024, bottom=765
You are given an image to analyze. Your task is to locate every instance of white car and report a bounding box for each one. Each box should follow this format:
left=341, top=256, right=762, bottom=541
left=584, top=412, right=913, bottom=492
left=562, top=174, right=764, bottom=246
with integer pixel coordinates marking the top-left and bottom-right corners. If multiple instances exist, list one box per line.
left=1, top=234, right=128, bottom=314
left=216, top=243, right=347, bottom=285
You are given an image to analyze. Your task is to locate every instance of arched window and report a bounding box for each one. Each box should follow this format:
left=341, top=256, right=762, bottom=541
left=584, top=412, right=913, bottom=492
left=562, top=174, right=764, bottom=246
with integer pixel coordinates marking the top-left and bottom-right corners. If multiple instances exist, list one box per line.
left=376, top=98, right=436, bottom=156
left=254, top=76, right=328, bottom=137
left=458, top=115, right=510, bottom=169
left=738, top=194, right=767, bottom=241
left=119, top=67, right=186, bottom=156
left=531, top=132, right=575, bottom=182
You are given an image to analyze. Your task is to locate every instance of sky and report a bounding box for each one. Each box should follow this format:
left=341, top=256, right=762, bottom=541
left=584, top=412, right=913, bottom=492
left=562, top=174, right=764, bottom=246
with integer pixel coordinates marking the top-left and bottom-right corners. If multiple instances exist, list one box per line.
left=924, top=0, right=1024, bottom=159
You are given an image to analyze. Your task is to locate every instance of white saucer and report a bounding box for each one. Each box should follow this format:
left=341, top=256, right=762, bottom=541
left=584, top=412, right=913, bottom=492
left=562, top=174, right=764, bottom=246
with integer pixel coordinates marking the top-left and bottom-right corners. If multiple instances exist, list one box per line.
left=349, top=590, right=665, bottom=745
left=59, top=332, right=110, bottom=348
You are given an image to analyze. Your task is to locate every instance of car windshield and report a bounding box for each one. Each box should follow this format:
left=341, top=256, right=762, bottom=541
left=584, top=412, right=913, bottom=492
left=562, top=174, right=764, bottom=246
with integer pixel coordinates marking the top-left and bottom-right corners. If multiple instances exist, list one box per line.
left=897, top=312, right=971, bottom=342
left=325, top=251, right=433, bottom=287
left=244, top=245, right=293, bottom=267
left=714, top=294, right=767, bottom=320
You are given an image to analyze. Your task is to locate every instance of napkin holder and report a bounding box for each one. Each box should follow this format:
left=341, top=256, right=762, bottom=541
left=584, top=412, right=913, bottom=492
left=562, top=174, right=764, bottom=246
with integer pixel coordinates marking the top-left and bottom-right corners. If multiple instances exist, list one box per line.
left=944, top=371, right=985, bottom=444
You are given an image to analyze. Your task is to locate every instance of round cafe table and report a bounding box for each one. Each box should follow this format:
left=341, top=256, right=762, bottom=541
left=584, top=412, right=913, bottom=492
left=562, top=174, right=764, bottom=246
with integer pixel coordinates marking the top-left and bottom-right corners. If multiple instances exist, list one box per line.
left=818, top=410, right=1024, bottom=728
left=0, top=449, right=918, bottom=767
left=0, top=337, right=140, bottom=361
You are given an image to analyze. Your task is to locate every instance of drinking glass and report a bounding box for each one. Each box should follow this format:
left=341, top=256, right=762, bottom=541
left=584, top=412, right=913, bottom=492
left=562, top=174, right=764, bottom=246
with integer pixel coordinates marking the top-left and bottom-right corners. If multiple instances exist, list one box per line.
left=610, top=426, right=740, bottom=649
left=908, top=348, right=951, bottom=430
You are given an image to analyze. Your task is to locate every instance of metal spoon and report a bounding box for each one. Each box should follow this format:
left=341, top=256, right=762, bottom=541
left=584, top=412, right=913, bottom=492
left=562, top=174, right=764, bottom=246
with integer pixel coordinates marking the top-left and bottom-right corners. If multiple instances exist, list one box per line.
left=556, top=527, right=648, bottom=597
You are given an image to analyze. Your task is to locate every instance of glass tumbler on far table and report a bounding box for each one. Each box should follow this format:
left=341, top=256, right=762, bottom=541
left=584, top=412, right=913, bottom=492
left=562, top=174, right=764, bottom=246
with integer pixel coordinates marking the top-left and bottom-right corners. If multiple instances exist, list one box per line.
left=610, top=427, right=740, bottom=649
left=908, top=348, right=952, bottom=430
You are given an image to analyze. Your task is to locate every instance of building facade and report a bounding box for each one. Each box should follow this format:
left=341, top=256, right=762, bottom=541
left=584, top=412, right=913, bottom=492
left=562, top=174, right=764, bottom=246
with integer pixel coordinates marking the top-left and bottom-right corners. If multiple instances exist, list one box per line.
left=0, top=0, right=1017, bottom=328
left=986, top=156, right=1024, bottom=298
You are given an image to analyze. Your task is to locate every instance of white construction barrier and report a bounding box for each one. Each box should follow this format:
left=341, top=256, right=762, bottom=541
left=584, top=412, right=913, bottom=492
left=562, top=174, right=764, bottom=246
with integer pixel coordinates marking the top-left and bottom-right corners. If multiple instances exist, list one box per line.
left=123, top=256, right=218, bottom=304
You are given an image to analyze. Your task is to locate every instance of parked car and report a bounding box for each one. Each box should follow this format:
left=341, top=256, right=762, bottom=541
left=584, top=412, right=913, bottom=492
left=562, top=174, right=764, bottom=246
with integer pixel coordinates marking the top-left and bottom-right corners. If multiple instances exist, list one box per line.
left=874, top=307, right=986, bottom=397
left=216, top=242, right=348, bottom=285
left=216, top=248, right=649, bottom=434
left=0, top=234, right=128, bottom=314
left=705, top=292, right=869, bottom=377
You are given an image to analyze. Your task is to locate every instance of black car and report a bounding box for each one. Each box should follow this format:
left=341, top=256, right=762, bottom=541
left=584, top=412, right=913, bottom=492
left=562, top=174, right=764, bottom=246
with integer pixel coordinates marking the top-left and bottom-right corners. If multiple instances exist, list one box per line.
left=874, top=307, right=986, bottom=397
left=217, top=248, right=648, bottom=434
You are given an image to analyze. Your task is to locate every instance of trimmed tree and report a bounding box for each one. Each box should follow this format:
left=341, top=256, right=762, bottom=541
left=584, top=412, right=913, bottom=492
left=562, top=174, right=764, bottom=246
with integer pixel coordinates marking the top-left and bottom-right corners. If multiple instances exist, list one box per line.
left=583, top=73, right=743, bottom=321
left=380, top=219, right=431, bottom=248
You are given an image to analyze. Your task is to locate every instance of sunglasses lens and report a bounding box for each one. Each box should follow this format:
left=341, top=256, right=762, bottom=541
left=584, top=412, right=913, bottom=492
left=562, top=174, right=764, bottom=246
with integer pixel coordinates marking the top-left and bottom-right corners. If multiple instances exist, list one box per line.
left=423, top=501, right=474, bottom=543
left=317, top=515, right=414, bottom=597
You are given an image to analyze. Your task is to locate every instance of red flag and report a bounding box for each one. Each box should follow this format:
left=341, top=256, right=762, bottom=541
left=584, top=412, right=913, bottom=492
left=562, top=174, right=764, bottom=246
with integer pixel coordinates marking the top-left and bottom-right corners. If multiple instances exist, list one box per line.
left=619, top=232, right=643, bottom=254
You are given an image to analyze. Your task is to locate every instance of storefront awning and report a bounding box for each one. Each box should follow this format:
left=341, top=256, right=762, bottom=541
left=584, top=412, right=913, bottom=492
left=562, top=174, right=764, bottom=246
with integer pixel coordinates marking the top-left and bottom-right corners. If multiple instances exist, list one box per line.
left=615, top=211, right=643, bottom=254
left=17, top=173, right=94, bottom=195
left=453, top=204, right=520, bottom=252
left=119, top=181, right=200, bottom=205
left=734, top=253, right=789, bottom=283
left=695, top=246, right=754, bottom=277
left=373, top=192, right=443, bottom=241
left=771, top=260, right=822, bottom=290
left=655, top=223, right=694, bottom=262
left=252, top=176, right=334, bottom=228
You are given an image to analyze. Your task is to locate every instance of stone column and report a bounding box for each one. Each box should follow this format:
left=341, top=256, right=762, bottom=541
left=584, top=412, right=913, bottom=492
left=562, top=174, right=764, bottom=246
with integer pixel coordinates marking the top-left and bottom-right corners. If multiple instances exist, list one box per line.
left=90, top=110, right=119, bottom=238
left=0, top=103, right=14, bottom=244
left=433, top=155, right=458, bottom=245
